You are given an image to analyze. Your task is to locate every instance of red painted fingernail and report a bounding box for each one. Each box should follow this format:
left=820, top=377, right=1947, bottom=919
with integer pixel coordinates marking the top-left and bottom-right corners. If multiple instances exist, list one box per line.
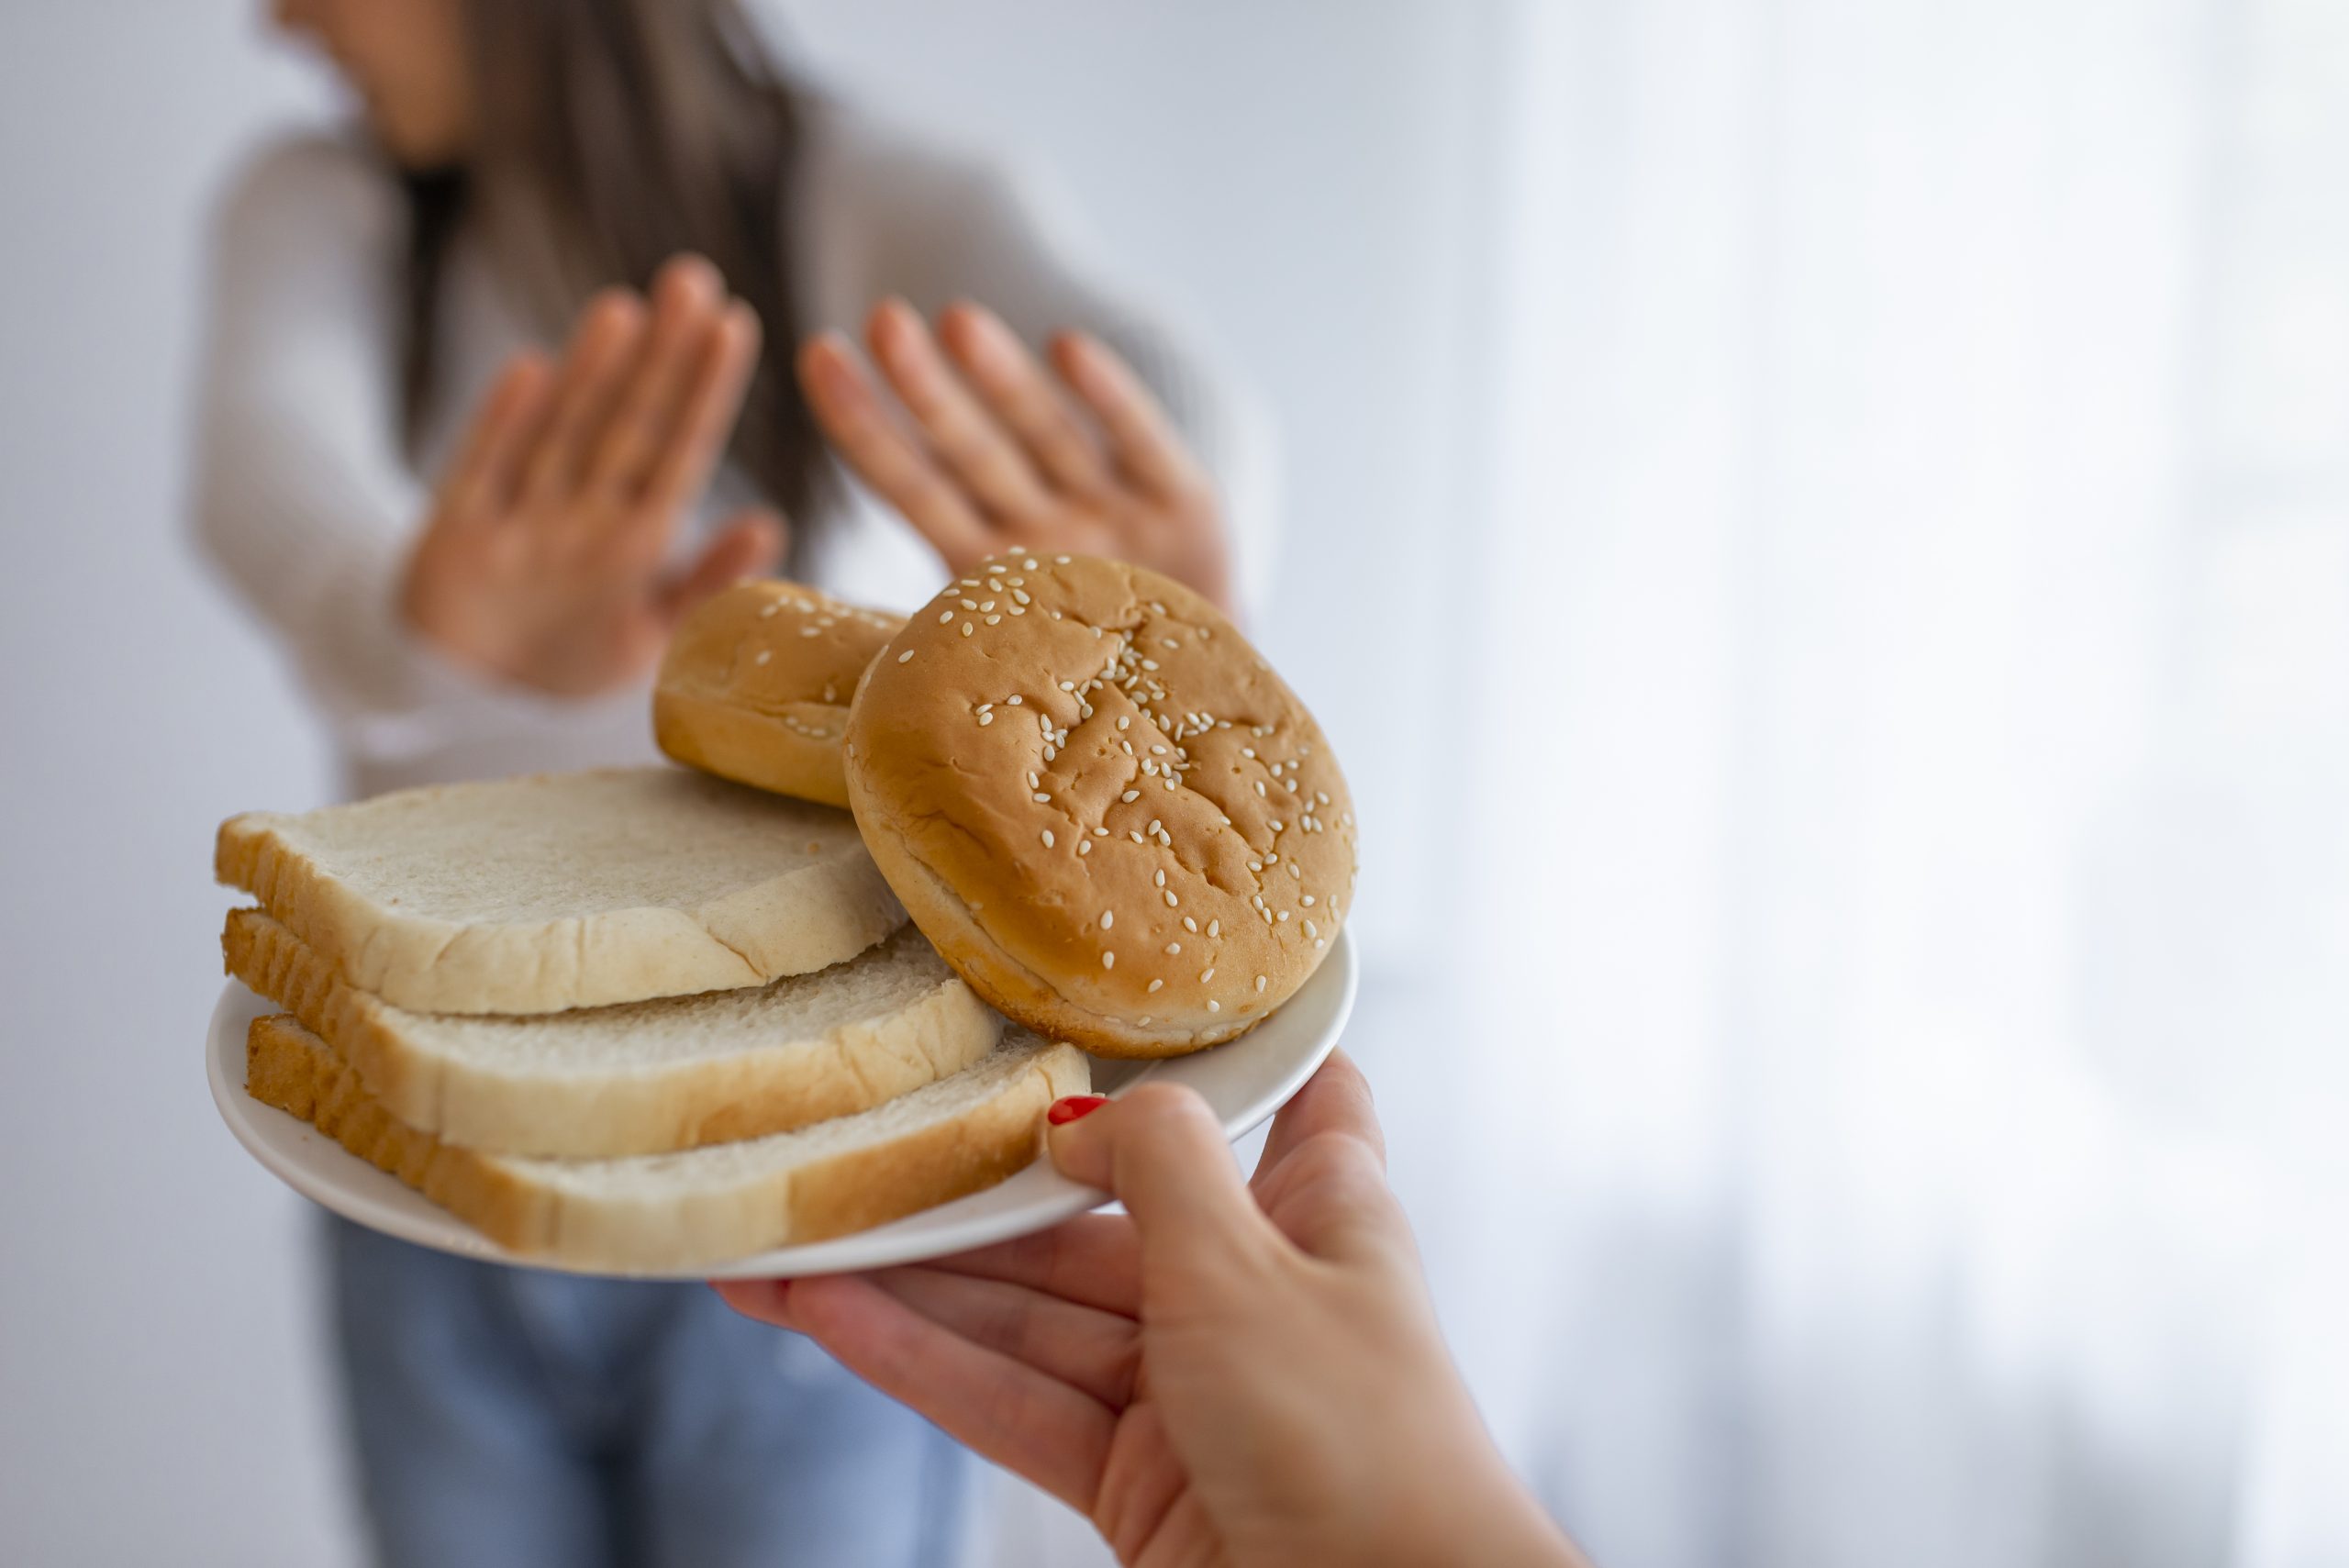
left=1048, top=1095, right=1108, bottom=1126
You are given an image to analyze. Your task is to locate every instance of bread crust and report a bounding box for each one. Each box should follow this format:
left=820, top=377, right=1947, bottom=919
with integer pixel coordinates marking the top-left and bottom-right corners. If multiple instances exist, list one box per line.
left=225, top=910, right=1000, bottom=1157
left=654, top=580, right=904, bottom=806
left=844, top=555, right=1358, bottom=1056
left=215, top=768, right=905, bottom=1015
left=245, top=1014, right=1090, bottom=1273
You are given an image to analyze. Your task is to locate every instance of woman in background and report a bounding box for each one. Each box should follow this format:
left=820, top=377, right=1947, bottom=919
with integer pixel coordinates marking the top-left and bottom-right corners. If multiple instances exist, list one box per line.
left=194, top=2, right=1265, bottom=1563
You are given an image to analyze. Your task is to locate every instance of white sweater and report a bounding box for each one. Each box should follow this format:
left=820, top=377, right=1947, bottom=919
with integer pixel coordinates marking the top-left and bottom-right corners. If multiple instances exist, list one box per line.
left=193, top=108, right=1272, bottom=800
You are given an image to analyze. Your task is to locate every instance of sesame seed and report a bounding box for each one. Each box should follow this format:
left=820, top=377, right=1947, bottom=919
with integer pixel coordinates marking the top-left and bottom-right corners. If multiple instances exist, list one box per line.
left=1165, top=942, right=1181, bottom=954
left=1013, top=589, right=1030, bottom=605
left=1094, top=828, right=1108, bottom=837
left=986, top=614, right=1001, bottom=625
left=1255, top=975, right=1268, bottom=992
left=1255, top=782, right=1267, bottom=796
left=1208, top=999, right=1220, bottom=1013
left=1289, top=863, right=1302, bottom=879
left=1029, top=558, right=1044, bottom=569
left=1242, top=748, right=1256, bottom=759
left=1150, top=824, right=1163, bottom=841
left=1139, top=1015, right=1152, bottom=1025
left=1153, top=869, right=1165, bottom=886
left=1208, top=920, right=1220, bottom=937
left=1267, top=853, right=1279, bottom=864
left=981, top=601, right=996, bottom=612
left=760, top=603, right=779, bottom=617
left=1033, top=793, right=1051, bottom=803
left=1148, top=978, right=1163, bottom=994
left=754, top=650, right=772, bottom=665
left=1060, top=680, right=1075, bottom=692
left=962, top=598, right=977, bottom=610
left=1302, top=895, right=1316, bottom=906
left=962, top=622, right=974, bottom=637
left=1008, top=695, right=1022, bottom=705
left=1117, top=717, right=1130, bottom=730
left=1102, top=951, right=1115, bottom=969
left=1183, top=917, right=1197, bottom=931
left=978, top=712, right=994, bottom=726
left=1306, top=920, right=1318, bottom=938
left=1121, top=789, right=1140, bottom=803
left=1277, top=911, right=1290, bottom=922
left=1200, top=967, right=1215, bottom=982
left=1055, top=554, right=1070, bottom=563
left=1027, top=771, right=1040, bottom=789
left=1163, top=890, right=1179, bottom=906
left=897, top=650, right=915, bottom=663
left=1162, top=639, right=1179, bottom=650
left=1141, top=660, right=1160, bottom=672
left=1100, top=910, right=1115, bottom=929
left=1077, top=840, right=1091, bottom=855
left=1131, top=831, right=1145, bottom=843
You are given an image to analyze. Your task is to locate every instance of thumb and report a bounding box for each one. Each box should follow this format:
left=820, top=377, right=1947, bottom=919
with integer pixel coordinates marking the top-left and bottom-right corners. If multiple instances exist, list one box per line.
left=660, top=507, right=788, bottom=619
left=1048, top=1083, right=1282, bottom=1273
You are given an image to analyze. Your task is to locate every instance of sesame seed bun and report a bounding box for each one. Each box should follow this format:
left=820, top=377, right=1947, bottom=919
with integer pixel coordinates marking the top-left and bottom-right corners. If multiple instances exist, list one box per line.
left=843, top=554, right=1358, bottom=1057
left=654, top=581, right=905, bottom=808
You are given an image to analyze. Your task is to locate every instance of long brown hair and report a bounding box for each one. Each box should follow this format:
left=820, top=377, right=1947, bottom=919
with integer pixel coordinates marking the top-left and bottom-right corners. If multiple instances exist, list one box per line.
left=400, top=0, right=834, bottom=538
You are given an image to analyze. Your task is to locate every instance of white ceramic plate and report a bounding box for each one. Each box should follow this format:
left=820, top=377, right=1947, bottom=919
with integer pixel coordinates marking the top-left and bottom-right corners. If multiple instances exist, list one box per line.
left=207, top=931, right=1355, bottom=1280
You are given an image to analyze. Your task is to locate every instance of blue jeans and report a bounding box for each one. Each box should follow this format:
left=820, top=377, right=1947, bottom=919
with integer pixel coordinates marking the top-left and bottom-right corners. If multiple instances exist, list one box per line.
left=327, top=1218, right=969, bottom=1568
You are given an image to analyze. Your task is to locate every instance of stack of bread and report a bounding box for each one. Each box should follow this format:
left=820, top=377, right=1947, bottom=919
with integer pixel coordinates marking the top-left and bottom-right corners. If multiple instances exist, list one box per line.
left=220, top=560, right=1355, bottom=1272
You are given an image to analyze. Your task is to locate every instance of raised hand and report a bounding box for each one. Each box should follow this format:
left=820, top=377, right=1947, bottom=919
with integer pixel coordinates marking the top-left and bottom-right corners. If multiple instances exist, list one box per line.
left=799, top=300, right=1236, bottom=612
left=718, top=1056, right=1587, bottom=1568
left=401, top=255, right=785, bottom=696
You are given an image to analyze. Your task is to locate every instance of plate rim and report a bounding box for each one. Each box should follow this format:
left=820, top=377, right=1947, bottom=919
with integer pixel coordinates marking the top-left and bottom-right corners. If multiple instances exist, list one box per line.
left=207, top=929, right=1357, bottom=1279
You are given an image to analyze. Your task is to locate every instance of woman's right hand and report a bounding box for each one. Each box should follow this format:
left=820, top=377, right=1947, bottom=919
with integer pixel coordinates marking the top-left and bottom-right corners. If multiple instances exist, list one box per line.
left=719, top=1055, right=1589, bottom=1568
left=401, top=255, right=785, bottom=696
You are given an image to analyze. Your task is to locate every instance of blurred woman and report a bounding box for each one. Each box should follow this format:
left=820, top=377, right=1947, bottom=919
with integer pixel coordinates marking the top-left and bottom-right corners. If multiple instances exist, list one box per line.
left=193, top=2, right=1266, bottom=1563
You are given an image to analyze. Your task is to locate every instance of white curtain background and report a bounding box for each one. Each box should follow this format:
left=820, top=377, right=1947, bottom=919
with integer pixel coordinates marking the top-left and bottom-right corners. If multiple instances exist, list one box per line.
left=1434, top=2, right=2349, bottom=1567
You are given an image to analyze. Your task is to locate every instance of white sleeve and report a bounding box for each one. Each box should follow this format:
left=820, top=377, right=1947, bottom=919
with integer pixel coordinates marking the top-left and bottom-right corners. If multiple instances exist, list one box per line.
left=797, top=111, right=1283, bottom=618
left=189, top=136, right=562, bottom=759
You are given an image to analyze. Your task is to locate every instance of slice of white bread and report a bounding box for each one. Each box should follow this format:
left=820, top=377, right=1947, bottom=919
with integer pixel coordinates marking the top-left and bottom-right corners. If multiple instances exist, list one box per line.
left=247, top=1013, right=1090, bottom=1272
left=226, top=910, right=1000, bottom=1157
left=216, top=767, right=905, bottom=1015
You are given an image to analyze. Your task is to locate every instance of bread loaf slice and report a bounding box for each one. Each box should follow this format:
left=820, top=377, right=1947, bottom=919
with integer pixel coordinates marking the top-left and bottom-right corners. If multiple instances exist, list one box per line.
left=216, top=767, right=904, bottom=1015
left=226, top=909, right=999, bottom=1157
left=247, top=1013, right=1090, bottom=1272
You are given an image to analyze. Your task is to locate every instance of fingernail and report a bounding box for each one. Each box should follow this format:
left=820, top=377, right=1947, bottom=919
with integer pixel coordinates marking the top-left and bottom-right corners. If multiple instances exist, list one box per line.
left=1048, top=1095, right=1108, bottom=1126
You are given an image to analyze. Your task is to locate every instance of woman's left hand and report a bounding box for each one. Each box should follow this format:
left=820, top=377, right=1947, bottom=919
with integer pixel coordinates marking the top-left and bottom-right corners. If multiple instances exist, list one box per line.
left=799, top=301, right=1236, bottom=613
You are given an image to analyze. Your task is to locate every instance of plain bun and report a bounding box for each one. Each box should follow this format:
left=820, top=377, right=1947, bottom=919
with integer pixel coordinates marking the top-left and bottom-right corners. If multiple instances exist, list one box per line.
left=655, top=580, right=903, bottom=807
left=844, top=554, right=1357, bottom=1057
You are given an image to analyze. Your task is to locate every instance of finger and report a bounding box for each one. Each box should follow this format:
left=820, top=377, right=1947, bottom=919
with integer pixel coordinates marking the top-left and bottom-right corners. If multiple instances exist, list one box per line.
left=1046, top=1084, right=1284, bottom=1275
left=1051, top=331, right=1210, bottom=501
left=866, top=298, right=1054, bottom=518
left=584, top=254, right=728, bottom=497
left=520, top=289, right=648, bottom=504
left=440, top=351, right=555, bottom=519
left=926, top=1211, right=1141, bottom=1318
left=1251, top=1128, right=1413, bottom=1265
left=713, top=1277, right=795, bottom=1329
left=869, top=1266, right=1141, bottom=1407
left=656, top=508, right=786, bottom=621
left=798, top=331, right=996, bottom=567
left=784, top=1273, right=1115, bottom=1512
left=939, top=303, right=1116, bottom=498
left=640, top=300, right=763, bottom=517
left=1253, top=1051, right=1385, bottom=1178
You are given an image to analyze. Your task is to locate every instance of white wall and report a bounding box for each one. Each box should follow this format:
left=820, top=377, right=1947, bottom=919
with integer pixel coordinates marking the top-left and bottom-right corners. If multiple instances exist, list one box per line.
left=0, top=4, right=1495, bottom=1562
